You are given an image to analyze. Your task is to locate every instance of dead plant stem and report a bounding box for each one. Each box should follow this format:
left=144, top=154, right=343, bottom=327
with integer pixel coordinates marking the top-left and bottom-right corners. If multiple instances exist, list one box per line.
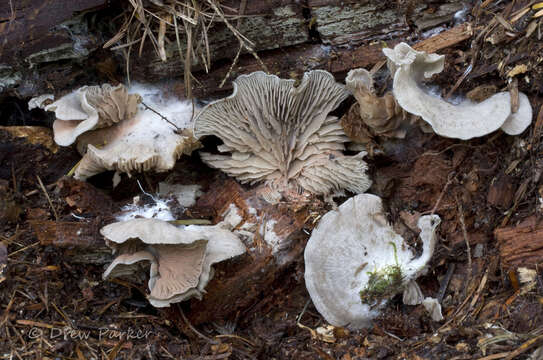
left=456, top=196, right=472, bottom=287
left=36, top=175, right=59, bottom=221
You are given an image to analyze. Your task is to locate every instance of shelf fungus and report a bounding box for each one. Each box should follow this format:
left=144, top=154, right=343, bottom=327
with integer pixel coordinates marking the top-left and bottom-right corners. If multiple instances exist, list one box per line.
left=344, top=68, right=406, bottom=139
left=193, top=71, right=371, bottom=197
left=45, top=84, right=141, bottom=146
left=383, top=43, right=533, bottom=140
left=48, top=83, right=199, bottom=180
left=101, top=218, right=246, bottom=307
left=304, top=194, right=441, bottom=329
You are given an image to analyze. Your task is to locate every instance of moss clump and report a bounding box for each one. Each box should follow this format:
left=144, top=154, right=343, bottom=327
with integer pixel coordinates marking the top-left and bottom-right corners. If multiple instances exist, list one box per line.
left=359, top=242, right=404, bottom=305
left=359, top=264, right=403, bottom=305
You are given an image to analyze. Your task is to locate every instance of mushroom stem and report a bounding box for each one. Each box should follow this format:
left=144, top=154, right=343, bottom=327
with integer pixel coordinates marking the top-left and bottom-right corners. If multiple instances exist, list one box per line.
left=404, top=215, right=441, bottom=277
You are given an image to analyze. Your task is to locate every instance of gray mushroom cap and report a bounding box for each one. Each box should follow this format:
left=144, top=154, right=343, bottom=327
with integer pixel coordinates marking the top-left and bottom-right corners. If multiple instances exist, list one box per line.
left=45, top=84, right=140, bottom=146
left=304, top=194, right=440, bottom=329
left=383, top=42, right=532, bottom=140
left=193, top=70, right=371, bottom=196
left=101, top=218, right=246, bottom=307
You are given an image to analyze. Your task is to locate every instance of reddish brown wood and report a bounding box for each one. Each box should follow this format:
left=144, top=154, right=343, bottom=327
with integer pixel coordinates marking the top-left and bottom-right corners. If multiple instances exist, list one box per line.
left=495, top=217, right=543, bottom=269
left=55, top=176, right=118, bottom=216
left=30, top=220, right=104, bottom=248
left=185, top=178, right=314, bottom=325
left=487, top=174, right=515, bottom=208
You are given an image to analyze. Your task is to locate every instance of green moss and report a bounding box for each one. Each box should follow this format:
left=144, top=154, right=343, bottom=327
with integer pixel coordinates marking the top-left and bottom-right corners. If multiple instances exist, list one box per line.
left=359, top=242, right=404, bottom=305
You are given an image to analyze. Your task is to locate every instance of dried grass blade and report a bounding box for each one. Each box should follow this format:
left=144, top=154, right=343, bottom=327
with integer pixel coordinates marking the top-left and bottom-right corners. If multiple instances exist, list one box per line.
left=158, top=17, right=168, bottom=61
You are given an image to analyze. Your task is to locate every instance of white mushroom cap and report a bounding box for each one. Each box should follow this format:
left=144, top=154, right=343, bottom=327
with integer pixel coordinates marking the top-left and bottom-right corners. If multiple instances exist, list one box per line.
left=383, top=43, right=532, bottom=140
left=28, top=94, right=54, bottom=110
left=304, top=194, right=440, bottom=329
left=194, top=70, right=371, bottom=196
left=500, top=92, right=533, bottom=135
left=345, top=68, right=374, bottom=94
left=46, top=84, right=140, bottom=146
left=101, top=218, right=246, bottom=307
left=74, top=84, right=199, bottom=180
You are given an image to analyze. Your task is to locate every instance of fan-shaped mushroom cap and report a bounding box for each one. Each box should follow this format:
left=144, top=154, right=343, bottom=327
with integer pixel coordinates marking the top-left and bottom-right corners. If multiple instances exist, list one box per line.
left=304, top=194, right=440, bottom=329
left=101, top=218, right=246, bottom=307
left=74, top=84, right=199, bottom=180
left=383, top=43, right=532, bottom=140
left=45, top=84, right=140, bottom=146
left=194, top=70, right=371, bottom=196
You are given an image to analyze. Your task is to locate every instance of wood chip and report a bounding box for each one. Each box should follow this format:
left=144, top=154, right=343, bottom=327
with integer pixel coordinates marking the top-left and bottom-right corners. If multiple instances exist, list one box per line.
left=507, top=64, right=528, bottom=77
left=496, top=217, right=543, bottom=269
left=508, top=78, right=519, bottom=113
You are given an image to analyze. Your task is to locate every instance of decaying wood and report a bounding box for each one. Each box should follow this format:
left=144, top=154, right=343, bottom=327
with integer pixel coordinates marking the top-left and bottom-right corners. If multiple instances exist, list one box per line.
left=487, top=174, right=515, bottom=208
left=0, top=0, right=107, bottom=63
left=30, top=220, right=102, bottom=248
left=186, top=22, right=473, bottom=97
left=29, top=220, right=111, bottom=264
left=308, top=0, right=464, bottom=46
left=330, top=22, right=473, bottom=74
left=185, top=178, right=319, bottom=325
left=0, top=0, right=474, bottom=99
left=55, top=176, right=118, bottom=216
left=495, top=217, right=543, bottom=269
left=131, top=1, right=309, bottom=80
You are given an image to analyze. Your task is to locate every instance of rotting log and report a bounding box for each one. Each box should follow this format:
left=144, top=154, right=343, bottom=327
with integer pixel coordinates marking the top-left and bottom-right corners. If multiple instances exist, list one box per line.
left=170, top=23, right=473, bottom=98
left=130, top=0, right=309, bottom=80
left=495, top=216, right=543, bottom=269
left=183, top=178, right=320, bottom=325
left=308, top=0, right=464, bottom=46
left=0, top=0, right=473, bottom=98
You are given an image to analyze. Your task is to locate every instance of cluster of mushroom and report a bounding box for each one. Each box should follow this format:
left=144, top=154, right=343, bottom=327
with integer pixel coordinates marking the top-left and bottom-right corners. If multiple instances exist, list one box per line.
left=301, top=44, right=535, bottom=329
left=44, top=83, right=199, bottom=180
left=344, top=42, right=532, bottom=142
left=43, top=42, right=534, bottom=320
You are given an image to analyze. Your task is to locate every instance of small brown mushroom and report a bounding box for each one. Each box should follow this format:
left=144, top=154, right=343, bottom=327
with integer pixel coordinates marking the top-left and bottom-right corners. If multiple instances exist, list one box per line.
left=345, top=68, right=406, bottom=138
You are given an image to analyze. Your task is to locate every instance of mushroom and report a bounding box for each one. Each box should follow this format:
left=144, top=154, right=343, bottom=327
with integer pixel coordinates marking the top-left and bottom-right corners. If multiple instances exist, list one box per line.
left=383, top=42, right=532, bottom=140
left=344, top=68, right=406, bottom=138
left=304, top=194, right=440, bottom=329
left=193, top=71, right=371, bottom=196
left=45, top=84, right=141, bottom=146
left=28, top=94, right=54, bottom=110
left=102, top=218, right=246, bottom=307
left=73, top=83, right=200, bottom=180
left=422, top=297, right=444, bottom=321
